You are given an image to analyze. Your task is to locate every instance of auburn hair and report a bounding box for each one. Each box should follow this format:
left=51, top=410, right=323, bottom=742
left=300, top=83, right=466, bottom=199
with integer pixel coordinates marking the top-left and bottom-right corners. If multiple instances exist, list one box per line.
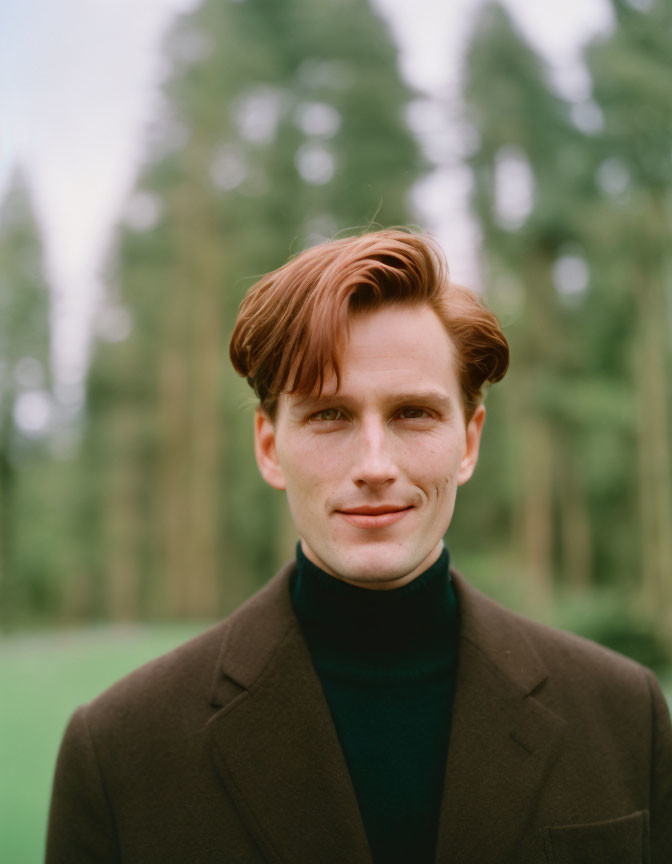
left=229, top=229, right=509, bottom=420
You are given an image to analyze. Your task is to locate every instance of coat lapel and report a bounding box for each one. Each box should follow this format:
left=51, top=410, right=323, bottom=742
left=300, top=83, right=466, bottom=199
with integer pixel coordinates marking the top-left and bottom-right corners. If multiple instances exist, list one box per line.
left=207, top=564, right=372, bottom=864
left=206, top=563, right=566, bottom=864
left=435, top=572, right=566, bottom=863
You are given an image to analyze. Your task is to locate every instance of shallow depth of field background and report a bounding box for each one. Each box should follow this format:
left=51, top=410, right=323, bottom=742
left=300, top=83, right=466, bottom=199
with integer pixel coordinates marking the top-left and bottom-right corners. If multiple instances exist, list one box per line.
left=1, top=0, right=672, bottom=860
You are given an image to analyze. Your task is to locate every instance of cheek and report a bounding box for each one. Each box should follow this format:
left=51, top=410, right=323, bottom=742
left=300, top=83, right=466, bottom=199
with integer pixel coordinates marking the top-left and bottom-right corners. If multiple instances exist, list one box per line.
left=299, top=438, right=347, bottom=474
left=280, top=442, right=341, bottom=495
left=415, top=430, right=465, bottom=465
left=430, top=474, right=457, bottom=502
left=416, top=444, right=462, bottom=488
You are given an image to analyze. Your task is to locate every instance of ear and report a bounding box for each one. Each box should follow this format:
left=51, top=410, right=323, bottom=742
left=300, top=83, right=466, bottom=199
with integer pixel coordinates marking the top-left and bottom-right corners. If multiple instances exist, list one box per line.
left=457, top=404, right=485, bottom=486
left=254, top=408, right=286, bottom=490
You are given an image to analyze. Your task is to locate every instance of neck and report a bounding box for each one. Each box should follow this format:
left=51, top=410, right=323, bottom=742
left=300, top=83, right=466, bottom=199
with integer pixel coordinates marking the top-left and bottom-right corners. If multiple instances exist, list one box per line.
left=291, top=542, right=457, bottom=677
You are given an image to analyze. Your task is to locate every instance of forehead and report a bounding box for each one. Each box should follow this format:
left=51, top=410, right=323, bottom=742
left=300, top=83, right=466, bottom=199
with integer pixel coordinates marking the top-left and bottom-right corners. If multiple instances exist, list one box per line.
left=283, top=303, right=461, bottom=410
left=343, top=300, right=455, bottom=370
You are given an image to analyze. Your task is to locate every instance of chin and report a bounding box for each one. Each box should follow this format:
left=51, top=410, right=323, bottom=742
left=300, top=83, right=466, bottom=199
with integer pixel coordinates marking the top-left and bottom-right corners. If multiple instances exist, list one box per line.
left=341, top=571, right=416, bottom=590
left=326, top=544, right=428, bottom=587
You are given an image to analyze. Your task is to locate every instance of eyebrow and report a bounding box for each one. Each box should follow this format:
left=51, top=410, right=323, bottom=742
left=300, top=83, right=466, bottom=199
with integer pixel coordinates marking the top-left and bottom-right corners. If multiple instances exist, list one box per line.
left=290, top=389, right=454, bottom=413
left=388, top=390, right=453, bottom=407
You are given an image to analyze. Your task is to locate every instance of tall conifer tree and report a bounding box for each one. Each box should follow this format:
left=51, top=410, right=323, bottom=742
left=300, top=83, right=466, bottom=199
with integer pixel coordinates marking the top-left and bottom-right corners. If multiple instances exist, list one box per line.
left=462, top=4, right=593, bottom=609
left=86, top=0, right=423, bottom=619
left=0, top=168, right=52, bottom=624
left=586, top=0, right=672, bottom=630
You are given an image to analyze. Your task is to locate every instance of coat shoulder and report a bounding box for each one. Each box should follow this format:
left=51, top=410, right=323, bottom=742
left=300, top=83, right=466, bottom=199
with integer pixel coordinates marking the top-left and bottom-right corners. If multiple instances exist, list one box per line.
left=508, top=602, right=645, bottom=682
left=80, top=618, right=232, bottom=734
left=80, top=561, right=298, bottom=736
left=453, top=570, right=653, bottom=703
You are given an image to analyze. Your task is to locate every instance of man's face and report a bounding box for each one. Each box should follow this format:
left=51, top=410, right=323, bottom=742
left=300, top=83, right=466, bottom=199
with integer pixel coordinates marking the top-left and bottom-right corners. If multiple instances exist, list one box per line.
left=255, top=303, right=485, bottom=589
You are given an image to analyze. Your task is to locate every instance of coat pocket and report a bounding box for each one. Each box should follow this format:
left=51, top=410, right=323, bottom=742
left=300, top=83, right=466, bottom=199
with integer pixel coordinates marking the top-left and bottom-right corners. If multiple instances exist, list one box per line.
left=543, top=810, right=649, bottom=864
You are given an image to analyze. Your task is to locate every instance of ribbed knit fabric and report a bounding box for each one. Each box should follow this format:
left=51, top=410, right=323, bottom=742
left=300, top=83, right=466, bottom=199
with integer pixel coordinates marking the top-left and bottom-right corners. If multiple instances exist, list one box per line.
left=291, top=544, right=459, bottom=864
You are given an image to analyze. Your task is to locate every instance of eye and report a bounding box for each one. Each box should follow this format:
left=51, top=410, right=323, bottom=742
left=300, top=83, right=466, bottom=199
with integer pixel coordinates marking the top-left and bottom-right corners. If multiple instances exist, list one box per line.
left=398, top=406, right=432, bottom=420
left=309, top=407, right=344, bottom=422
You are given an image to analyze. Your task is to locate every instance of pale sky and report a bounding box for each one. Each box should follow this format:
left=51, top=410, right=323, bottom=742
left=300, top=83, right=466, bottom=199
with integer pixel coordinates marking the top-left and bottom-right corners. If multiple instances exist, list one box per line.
left=0, top=0, right=612, bottom=404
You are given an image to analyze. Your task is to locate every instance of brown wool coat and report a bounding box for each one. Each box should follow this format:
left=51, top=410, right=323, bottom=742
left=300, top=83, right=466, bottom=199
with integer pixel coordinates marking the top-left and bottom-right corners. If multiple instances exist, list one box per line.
left=46, top=564, right=672, bottom=863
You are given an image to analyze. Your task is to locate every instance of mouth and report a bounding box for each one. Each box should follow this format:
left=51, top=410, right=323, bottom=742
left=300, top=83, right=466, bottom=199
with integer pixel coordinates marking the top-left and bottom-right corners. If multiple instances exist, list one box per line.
left=335, top=505, right=414, bottom=529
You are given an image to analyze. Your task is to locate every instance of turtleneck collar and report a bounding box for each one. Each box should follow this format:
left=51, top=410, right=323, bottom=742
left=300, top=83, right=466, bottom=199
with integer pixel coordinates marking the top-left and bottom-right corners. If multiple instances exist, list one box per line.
left=291, top=543, right=459, bottom=681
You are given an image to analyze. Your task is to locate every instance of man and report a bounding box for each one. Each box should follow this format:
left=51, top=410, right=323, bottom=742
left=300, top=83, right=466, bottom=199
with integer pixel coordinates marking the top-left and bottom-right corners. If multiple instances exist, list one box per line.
left=48, top=229, right=671, bottom=863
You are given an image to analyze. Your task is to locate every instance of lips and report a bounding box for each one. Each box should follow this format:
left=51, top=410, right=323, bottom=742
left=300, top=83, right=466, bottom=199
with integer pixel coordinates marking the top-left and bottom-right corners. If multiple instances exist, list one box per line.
left=336, top=505, right=413, bottom=529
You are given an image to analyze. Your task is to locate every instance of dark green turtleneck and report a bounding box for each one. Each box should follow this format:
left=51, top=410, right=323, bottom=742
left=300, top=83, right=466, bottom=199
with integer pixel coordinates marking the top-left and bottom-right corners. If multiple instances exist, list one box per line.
left=291, top=544, right=459, bottom=864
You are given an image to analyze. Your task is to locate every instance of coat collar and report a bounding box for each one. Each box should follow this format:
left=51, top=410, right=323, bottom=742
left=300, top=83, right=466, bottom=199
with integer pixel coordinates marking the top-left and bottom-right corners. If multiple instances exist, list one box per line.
left=208, top=561, right=371, bottom=863
left=207, top=563, right=566, bottom=864
left=435, top=570, right=566, bottom=863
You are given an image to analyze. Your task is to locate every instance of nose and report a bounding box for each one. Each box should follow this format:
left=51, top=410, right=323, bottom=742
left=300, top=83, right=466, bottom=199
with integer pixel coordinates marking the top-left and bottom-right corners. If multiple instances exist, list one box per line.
left=350, top=416, right=399, bottom=488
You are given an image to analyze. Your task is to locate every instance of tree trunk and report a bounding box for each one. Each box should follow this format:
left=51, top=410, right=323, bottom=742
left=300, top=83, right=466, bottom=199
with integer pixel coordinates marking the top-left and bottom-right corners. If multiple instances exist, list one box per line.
left=520, top=414, right=554, bottom=612
left=106, top=408, right=142, bottom=620
left=156, top=159, right=225, bottom=620
left=181, top=191, right=223, bottom=619
left=156, top=271, right=191, bottom=618
left=633, top=258, right=672, bottom=635
left=514, top=251, right=560, bottom=616
left=0, top=430, right=14, bottom=629
left=557, top=443, right=592, bottom=591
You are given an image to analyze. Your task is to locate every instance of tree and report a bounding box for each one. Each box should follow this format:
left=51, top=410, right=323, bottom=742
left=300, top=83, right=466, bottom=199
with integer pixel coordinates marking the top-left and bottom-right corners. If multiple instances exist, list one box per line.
left=83, top=0, right=423, bottom=620
left=461, top=3, right=592, bottom=611
left=0, top=168, right=52, bottom=625
left=586, top=0, right=672, bottom=631
left=459, top=1, right=672, bottom=658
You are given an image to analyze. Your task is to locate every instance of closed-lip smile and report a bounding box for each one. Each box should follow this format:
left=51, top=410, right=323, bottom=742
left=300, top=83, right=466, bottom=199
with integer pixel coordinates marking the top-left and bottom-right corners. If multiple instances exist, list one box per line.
left=339, top=505, right=410, bottom=515
left=336, top=504, right=413, bottom=528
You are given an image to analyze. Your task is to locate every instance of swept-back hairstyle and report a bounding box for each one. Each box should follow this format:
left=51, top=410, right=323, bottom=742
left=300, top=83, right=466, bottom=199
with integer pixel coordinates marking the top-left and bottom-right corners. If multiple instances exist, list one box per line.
left=229, top=229, right=509, bottom=420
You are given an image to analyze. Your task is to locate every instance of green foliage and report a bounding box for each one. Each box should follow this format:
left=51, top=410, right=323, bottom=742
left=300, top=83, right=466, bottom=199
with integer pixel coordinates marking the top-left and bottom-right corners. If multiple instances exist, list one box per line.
left=589, top=0, right=672, bottom=191
left=0, top=169, right=53, bottom=627
left=75, top=0, right=423, bottom=620
left=0, top=171, right=51, bottom=393
left=556, top=590, right=670, bottom=673
left=3, top=1, right=671, bottom=647
left=461, top=0, right=672, bottom=651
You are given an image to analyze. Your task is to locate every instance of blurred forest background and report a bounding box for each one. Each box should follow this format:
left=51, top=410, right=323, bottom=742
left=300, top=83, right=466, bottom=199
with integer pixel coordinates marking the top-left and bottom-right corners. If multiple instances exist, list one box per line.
left=2, top=0, right=672, bottom=659
left=2, top=1, right=672, bottom=658
left=1, top=0, right=671, bottom=857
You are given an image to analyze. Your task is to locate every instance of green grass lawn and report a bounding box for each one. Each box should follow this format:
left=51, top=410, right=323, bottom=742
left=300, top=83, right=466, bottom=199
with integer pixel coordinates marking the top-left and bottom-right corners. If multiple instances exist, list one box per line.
left=0, top=623, right=209, bottom=864
left=1, top=625, right=671, bottom=864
